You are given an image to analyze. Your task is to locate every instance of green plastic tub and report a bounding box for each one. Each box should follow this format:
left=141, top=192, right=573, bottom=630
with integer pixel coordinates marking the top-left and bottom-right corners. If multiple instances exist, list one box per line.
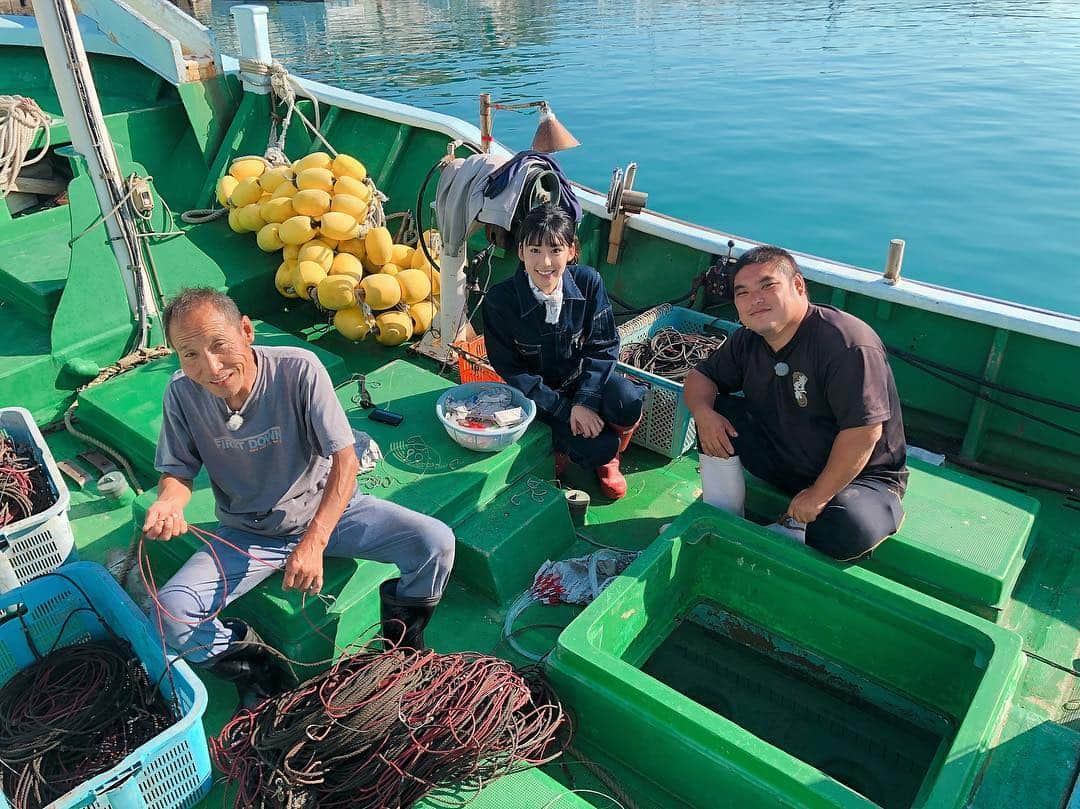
left=547, top=503, right=1023, bottom=809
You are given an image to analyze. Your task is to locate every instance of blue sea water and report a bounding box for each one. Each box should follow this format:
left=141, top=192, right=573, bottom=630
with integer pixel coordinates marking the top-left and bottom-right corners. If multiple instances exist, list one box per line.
left=202, top=0, right=1080, bottom=316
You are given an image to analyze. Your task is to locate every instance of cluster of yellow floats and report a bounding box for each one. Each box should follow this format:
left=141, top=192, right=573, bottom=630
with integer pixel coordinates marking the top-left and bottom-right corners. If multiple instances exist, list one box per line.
left=216, top=151, right=441, bottom=346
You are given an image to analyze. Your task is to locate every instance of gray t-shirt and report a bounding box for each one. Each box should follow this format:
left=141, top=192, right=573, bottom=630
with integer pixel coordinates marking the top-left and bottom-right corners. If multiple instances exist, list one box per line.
left=155, top=345, right=354, bottom=537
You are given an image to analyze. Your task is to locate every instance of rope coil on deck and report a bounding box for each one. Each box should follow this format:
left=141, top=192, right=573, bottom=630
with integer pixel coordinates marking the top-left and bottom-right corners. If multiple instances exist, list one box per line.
left=0, top=96, right=51, bottom=198
left=211, top=641, right=569, bottom=808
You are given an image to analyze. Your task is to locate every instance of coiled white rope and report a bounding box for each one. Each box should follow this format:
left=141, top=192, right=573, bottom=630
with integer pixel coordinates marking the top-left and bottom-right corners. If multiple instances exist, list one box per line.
left=0, top=95, right=52, bottom=198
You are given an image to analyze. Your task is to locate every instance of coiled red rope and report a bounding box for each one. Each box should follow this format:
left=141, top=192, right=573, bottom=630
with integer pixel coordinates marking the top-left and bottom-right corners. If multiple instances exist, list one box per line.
left=211, top=642, right=569, bottom=808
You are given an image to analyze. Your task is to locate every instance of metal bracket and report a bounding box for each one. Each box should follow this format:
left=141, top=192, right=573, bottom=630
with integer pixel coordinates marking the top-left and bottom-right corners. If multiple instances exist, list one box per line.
left=57, top=459, right=93, bottom=488
left=78, top=450, right=118, bottom=475
left=605, top=163, right=648, bottom=265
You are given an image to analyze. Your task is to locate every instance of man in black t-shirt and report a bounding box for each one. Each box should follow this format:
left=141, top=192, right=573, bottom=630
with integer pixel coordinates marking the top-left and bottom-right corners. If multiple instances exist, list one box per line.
left=684, top=245, right=908, bottom=560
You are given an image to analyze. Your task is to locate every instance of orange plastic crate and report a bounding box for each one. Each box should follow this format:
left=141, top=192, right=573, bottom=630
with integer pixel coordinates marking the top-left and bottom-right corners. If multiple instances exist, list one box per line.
left=453, top=336, right=504, bottom=383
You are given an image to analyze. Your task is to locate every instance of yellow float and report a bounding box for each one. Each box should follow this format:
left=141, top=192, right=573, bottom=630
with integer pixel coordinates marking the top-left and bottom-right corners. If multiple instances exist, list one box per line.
left=216, top=176, right=239, bottom=207
left=296, top=168, right=334, bottom=194
left=365, top=226, right=393, bottom=266
left=360, top=274, right=401, bottom=309
left=333, top=307, right=371, bottom=341
left=316, top=274, right=359, bottom=310
left=337, top=237, right=366, bottom=260
left=329, top=252, right=364, bottom=280
left=256, top=223, right=284, bottom=252
left=292, top=152, right=332, bottom=173
left=374, top=310, right=413, bottom=346
left=271, top=182, right=298, bottom=199
left=409, top=300, right=438, bottom=334
left=292, top=261, right=327, bottom=300
left=396, top=268, right=432, bottom=305
left=330, top=194, right=368, bottom=222
left=331, top=154, right=367, bottom=182
left=228, top=156, right=265, bottom=181
left=260, top=196, right=295, bottom=224
left=274, top=260, right=298, bottom=298
left=279, top=215, right=317, bottom=245
left=230, top=177, right=263, bottom=208
left=291, top=188, right=332, bottom=218
left=389, top=244, right=414, bottom=267
left=333, top=176, right=367, bottom=199
left=236, top=203, right=265, bottom=233
left=258, top=167, right=292, bottom=192
left=320, top=211, right=360, bottom=242
left=298, top=241, right=334, bottom=271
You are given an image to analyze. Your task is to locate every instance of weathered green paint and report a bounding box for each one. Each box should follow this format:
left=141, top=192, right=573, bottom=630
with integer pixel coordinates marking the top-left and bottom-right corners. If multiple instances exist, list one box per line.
left=177, top=75, right=243, bottom=167
left=452, top=475, right=574, bottom=603
left=960, top=328, right=1011, bottom=460
left=194, top=91, right=271, bottom=208
left=375, top=122, right=411, bottom=189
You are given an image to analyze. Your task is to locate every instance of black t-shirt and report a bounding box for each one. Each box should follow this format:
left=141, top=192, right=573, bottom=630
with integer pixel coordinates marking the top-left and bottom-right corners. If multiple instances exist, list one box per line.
left=696, top=304, right=908, bottom=494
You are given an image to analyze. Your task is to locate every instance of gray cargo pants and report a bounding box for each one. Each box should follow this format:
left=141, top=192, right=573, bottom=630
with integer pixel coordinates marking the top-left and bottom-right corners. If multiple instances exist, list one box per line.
left=155, top=490, right=455, bottom=662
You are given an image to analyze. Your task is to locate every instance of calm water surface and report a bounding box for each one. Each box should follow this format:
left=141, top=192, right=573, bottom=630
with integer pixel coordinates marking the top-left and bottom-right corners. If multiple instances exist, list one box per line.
left=202, top=1, right=1080, bottom=316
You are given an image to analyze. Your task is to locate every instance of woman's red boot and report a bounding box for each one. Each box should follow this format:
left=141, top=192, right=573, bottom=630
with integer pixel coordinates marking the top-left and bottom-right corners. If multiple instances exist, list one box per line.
left=596, top=457, right=627, bottom=499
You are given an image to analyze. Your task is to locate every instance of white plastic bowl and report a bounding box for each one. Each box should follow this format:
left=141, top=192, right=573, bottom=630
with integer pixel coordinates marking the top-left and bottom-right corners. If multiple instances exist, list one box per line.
left=435, top=383, right=537, bottom=452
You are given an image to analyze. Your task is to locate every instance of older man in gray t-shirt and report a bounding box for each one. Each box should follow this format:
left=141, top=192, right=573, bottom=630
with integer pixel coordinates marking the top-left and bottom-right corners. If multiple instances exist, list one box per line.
left=143, top=288, right=455, bottom=707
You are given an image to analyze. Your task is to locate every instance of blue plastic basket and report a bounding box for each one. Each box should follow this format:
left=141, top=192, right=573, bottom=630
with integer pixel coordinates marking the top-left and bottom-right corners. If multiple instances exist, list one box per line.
left=616, top=305, right=738, bottom=459
left=436, top=382, right=537, bottom=452
left=0, top=562, right=211, bottom=809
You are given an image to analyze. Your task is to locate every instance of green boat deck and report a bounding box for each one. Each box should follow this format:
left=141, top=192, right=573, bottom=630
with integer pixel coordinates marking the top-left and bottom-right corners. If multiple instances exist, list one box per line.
left=27, top=336, right=1075, bottom=809
left=1, top=37, right=1079, bottom=809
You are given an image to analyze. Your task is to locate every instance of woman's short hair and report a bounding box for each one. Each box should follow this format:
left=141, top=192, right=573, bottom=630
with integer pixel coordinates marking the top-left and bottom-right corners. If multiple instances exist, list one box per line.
left=516, top=203, right=577, bottom=249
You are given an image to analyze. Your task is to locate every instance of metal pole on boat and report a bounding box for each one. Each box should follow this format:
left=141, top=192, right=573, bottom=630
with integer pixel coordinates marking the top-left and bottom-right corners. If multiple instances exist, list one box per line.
left=884, top=239, right=905, bottom=284
left=437, top=250, right=469, bottom=357
left=32, top=0, right=158, bottom=346
left=231, top=5, right=273, bottom=94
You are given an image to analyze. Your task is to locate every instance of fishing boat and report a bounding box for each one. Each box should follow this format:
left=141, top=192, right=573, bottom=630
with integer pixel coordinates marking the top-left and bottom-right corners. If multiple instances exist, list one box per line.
left=0, top=0, right=1078, bottom=806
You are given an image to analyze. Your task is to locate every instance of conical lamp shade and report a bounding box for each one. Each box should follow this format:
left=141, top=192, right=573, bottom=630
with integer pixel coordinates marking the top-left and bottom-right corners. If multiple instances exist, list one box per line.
left=531, top=104, right=580, bottom=153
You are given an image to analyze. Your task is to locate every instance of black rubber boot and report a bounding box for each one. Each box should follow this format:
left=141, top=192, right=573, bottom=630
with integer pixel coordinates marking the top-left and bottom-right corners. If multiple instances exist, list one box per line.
left=379, top=578, right=437, bottom=651
left=204, top=618, right=299, bottom=709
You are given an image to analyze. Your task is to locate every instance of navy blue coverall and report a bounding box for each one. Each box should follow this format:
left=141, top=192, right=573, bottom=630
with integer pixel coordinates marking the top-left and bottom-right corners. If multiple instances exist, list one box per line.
left=482, top=264, right=644, bottom=467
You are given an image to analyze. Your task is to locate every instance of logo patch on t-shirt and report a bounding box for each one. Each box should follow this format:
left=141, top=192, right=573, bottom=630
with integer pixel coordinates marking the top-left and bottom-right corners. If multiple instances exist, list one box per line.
left=214, top=426, right=283, bottom=452
left=792, top=372, right=809, bottom=408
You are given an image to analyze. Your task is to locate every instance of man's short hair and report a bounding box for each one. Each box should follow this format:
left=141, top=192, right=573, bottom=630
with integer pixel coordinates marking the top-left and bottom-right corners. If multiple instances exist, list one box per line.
left=162, top=287, right=242, bottom=342
left=731, top=245, right=801, bottom=281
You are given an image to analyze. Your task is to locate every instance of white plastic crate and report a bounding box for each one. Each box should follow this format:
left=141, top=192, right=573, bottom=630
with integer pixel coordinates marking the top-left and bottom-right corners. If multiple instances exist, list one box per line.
left=0, top=407, right=75, bottom=591
left=616, top=305, right=737, bottom=459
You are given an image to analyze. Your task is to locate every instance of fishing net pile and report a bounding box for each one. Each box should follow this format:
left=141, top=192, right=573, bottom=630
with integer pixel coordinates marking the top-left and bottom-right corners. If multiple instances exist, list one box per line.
left=0, top=638, right=177, bottom=809
left=211, top=643, right=568, bottom=808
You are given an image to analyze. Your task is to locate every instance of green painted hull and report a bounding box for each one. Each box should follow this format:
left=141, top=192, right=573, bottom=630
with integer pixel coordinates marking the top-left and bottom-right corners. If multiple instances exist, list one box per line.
left=0, top=40, right=1077, bottom=809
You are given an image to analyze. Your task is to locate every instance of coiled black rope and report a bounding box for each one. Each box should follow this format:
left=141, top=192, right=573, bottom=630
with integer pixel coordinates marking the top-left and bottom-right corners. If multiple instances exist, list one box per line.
left=619, top=326, right=728, bottom=383
left=0, top=638, right=177, bottom=809
left=212, top=641, right=569, bottom=808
